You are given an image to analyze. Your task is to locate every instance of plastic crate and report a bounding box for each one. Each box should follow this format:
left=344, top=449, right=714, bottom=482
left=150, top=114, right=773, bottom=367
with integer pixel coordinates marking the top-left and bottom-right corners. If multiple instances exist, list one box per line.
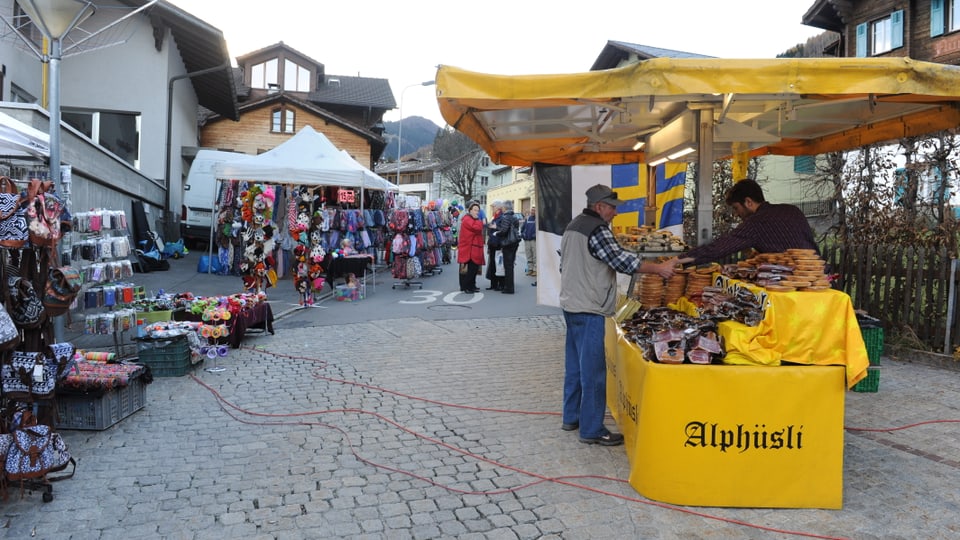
left=853, top=366, right=880, bottom=393
left=56, top=374, right=146, bottom=430
left=860, top=325, right=884, bottom=365
left=136, top=310, right=173, bottom=324
left=334, top=284, right=364, bottom=302
left=137, top=335, right=192, bottom=377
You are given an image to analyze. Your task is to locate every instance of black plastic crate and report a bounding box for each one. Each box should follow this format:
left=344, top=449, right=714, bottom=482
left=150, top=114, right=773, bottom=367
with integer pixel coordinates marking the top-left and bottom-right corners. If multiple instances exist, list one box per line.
left=56, top=375, right=146, bottom=430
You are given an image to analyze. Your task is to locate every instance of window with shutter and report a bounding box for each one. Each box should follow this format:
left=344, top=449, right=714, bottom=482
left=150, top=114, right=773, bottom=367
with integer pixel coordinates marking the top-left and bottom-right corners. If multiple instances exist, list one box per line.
left=891, top=10, right=904, bottom=49
left=856, top=23, right=867, bottom=57
left=932, top=0, right=945, bottom=36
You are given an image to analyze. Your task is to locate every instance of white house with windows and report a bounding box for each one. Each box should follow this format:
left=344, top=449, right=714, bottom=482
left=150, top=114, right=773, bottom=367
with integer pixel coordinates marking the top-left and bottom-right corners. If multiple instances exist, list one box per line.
left=0, top=0, right=238, bottom=237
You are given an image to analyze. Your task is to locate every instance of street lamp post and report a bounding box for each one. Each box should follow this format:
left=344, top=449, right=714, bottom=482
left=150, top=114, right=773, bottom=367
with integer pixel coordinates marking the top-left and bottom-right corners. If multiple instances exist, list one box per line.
left=396, top=80, right=435, bottom=190
left=19, top=0, right=95, bottom=198
left=18, top=0, right=96, bottom=341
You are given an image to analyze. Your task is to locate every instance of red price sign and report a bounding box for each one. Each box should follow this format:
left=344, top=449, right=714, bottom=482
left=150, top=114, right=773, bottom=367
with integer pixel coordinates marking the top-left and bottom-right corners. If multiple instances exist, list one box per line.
left=338, top=189, right=355, bottom=203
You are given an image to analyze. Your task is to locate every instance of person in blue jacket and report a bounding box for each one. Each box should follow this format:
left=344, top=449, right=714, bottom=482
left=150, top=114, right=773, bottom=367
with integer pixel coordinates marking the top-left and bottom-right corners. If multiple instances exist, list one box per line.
left=521, top=206, right=537, bottom=276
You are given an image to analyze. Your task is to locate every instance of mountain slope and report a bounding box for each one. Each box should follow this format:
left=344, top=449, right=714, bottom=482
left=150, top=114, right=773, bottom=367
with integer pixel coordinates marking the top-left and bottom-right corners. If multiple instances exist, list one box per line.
left=382, top=116, right=441, bottom=160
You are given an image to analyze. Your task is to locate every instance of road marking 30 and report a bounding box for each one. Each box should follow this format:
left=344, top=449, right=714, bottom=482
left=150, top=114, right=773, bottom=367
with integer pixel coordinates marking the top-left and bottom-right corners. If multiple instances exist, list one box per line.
left=399, top=290, right=483, bottom=304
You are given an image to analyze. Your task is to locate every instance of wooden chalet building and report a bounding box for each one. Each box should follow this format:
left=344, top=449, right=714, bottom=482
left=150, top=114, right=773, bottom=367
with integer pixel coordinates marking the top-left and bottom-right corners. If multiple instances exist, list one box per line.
left=199, top=42, right=394, bottom=169
left=803, top=0, right=960, bottom=64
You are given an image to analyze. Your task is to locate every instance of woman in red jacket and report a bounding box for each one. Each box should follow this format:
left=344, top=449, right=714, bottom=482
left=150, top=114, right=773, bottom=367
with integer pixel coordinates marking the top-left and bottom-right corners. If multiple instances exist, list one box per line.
left=457, top=201, right=485, bottom=293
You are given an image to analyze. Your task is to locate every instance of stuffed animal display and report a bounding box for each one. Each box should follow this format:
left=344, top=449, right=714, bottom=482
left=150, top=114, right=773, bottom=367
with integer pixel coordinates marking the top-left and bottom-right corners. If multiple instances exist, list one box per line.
left=237, top=183, right=277, bottom=292
left=291, top=187, right=326, bottom=305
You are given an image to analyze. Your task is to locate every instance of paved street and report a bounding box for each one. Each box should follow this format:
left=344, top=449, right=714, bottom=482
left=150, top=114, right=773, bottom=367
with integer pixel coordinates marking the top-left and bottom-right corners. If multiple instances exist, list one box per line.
left=2, top=256, right=960, bottom=539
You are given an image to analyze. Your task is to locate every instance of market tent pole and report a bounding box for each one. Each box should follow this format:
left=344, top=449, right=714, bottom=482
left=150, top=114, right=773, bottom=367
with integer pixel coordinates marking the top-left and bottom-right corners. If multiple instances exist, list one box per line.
left=695, top=109, right=714, bottom=244
left=207, top=177, right=221, bottom=274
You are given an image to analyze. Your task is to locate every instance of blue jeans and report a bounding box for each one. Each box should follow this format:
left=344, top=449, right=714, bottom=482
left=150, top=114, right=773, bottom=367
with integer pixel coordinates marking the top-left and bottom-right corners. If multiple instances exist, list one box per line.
left=562, top=311, right=608, bottom=438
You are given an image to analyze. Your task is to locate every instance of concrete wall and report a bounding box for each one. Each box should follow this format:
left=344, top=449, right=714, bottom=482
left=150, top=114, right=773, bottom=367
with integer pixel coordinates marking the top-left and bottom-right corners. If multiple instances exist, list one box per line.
left=0, top=105, right=165, bottom=230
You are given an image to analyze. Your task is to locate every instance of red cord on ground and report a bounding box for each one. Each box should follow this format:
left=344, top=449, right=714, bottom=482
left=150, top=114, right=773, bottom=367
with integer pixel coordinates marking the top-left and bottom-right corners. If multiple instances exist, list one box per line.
left=198, top=346, right=877, bottom=540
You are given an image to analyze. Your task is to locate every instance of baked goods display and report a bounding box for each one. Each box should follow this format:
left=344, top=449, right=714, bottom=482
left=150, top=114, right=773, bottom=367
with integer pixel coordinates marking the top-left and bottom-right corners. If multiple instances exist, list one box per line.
left=616, top=226, right=687, bottom=253
left=720, top=249, right=832, bottom=292
left=620, top=306, right=726, bottom=365
left=632, top=255, right=694, bottom=308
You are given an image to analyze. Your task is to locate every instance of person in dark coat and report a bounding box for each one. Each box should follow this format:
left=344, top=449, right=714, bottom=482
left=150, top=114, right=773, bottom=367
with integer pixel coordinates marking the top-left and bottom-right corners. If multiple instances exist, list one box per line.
left=484, top=201, right=505, bottom=291
left=456, top=201, right=485, bottom=293
left=493, top=200, right=521, bottom=294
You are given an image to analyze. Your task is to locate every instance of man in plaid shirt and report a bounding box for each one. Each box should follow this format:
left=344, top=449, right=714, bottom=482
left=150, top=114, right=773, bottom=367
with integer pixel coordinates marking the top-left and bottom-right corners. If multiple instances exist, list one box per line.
left=559, top=184, right=678, bottom=447
left=679, top=179, right=818, bottom=265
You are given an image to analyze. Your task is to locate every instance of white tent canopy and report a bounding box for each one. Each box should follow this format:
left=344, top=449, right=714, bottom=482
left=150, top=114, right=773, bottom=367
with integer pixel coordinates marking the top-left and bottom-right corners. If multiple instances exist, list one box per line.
left=215, top=125, right=397, bottom=191
left=338, top=149, right=399, bottom=192
left=0, top=111, right=49, bottom=158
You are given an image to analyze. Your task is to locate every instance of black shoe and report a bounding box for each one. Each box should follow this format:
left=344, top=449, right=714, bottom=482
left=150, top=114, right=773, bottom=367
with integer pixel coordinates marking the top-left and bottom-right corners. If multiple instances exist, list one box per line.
left=485, top=286, right=497, bottom=290
left=469, top=288, right=481, bottom=293
left=501, top=290, right=514, bottom=294
left=561, top=422, right=579, bottom=432
left=580, top=431, right=624, bottom=446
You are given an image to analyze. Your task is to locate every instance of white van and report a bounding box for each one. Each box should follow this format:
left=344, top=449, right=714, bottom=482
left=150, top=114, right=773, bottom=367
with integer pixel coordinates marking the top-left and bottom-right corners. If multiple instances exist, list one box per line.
left=180, top=149, right=250, bottom=245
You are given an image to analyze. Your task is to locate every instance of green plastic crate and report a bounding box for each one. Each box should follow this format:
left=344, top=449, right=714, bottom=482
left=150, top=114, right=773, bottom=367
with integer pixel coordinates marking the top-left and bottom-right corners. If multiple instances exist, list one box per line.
left=137, top=336, right=192, bottom=377
left=853, top=366, right=880, bottom=393
left=860, top=325, right=884, bottom=365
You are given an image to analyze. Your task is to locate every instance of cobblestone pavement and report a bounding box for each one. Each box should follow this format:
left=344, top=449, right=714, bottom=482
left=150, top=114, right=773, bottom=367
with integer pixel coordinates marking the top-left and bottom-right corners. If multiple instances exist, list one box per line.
left=2, top=314, right=960, bottom=539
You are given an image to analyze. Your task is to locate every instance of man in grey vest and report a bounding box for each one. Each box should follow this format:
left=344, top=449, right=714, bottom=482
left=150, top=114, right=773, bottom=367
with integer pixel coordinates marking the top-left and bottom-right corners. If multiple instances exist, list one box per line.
left=559, top=184, right=679, bottom=446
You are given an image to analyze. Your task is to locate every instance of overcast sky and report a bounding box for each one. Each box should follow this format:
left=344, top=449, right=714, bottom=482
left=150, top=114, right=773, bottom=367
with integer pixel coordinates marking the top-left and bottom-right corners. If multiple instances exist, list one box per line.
left=168, top=0, right=827, bottom=127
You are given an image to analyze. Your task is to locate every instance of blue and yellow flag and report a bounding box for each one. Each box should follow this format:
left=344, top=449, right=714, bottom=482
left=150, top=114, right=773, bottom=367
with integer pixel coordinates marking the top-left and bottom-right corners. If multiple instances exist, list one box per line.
left=610, top=163, right=686, bottom=233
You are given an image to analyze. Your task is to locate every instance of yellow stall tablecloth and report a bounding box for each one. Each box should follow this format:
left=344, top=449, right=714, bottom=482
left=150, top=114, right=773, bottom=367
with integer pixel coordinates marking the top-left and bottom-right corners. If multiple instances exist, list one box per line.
left=607, top=317, right=846, bottom=509
left=674, top=276, right=869, bottom=388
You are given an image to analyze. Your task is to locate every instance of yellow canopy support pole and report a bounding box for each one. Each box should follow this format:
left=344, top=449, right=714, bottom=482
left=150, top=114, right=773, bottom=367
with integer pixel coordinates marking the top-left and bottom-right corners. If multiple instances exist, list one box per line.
left=41, top=38, right=49, bottom=109
left=732, top=142, right=749, bottom=182
left=645, top=163, right=657, bottom=227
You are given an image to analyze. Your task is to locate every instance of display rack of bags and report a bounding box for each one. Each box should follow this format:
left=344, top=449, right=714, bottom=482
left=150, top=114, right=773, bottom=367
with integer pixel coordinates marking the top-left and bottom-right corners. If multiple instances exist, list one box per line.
left=0, top=176, right=80, bottom=502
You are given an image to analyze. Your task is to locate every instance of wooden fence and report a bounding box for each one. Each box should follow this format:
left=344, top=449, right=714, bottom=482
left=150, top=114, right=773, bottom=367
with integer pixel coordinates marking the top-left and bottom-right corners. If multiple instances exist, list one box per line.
left=820, top=243, right=959, bottom=354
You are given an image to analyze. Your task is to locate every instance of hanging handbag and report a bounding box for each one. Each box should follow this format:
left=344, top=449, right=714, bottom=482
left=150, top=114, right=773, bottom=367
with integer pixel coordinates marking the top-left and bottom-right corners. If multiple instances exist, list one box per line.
left=495, top=251, right=506, bottom=277
left=0, top=304, right=20, bottom=351
left=27, top=192, right=63, bottom=248
left=0, top=342, right=75, bottom=400
left=504, top=220, right=521, bottom=246
left=8, top=276, right=45, bottom=328
left=0, top=432, right=11, bottom=462
left=1, top=351, right=53, bottom=399
left=0, top=176, right=27, bottom=249
left=44, top=266, right=82, bottom=316
left=5, top=424, right=74, bottom=482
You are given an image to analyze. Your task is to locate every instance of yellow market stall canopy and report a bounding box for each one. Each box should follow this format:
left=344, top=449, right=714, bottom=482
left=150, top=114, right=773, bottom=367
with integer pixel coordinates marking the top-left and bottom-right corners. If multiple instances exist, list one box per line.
left=436, top=57, right=960, bottom=167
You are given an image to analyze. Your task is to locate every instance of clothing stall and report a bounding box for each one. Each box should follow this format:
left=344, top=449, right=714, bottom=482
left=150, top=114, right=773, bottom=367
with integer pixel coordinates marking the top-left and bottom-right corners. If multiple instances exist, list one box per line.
left=209, top=125, right=398, bottom=304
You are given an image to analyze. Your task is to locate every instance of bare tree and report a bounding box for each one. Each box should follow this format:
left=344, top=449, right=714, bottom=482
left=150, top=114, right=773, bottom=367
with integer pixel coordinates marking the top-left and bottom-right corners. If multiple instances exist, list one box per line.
left=682, top=158, right=759, bottom=248
left=433, top=128, right=484, bottom=202
left=914, top=131, right=960, bottom=226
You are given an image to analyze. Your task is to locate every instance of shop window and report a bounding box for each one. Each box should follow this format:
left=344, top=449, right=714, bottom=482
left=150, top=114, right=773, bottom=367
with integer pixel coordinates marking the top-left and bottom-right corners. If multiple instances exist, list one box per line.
left=283, top=59, right=311, bottom=92
left=930, top=0, right=960, bottom=36
left=856, top=11, right=903, bottom=56
left=793, top=155, right=815, bottom=175
left=250, top=58, right=279, bottom=90
left=62, top=109, right=140, bottom=168
left=271, top=107, right=295, bottom=133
